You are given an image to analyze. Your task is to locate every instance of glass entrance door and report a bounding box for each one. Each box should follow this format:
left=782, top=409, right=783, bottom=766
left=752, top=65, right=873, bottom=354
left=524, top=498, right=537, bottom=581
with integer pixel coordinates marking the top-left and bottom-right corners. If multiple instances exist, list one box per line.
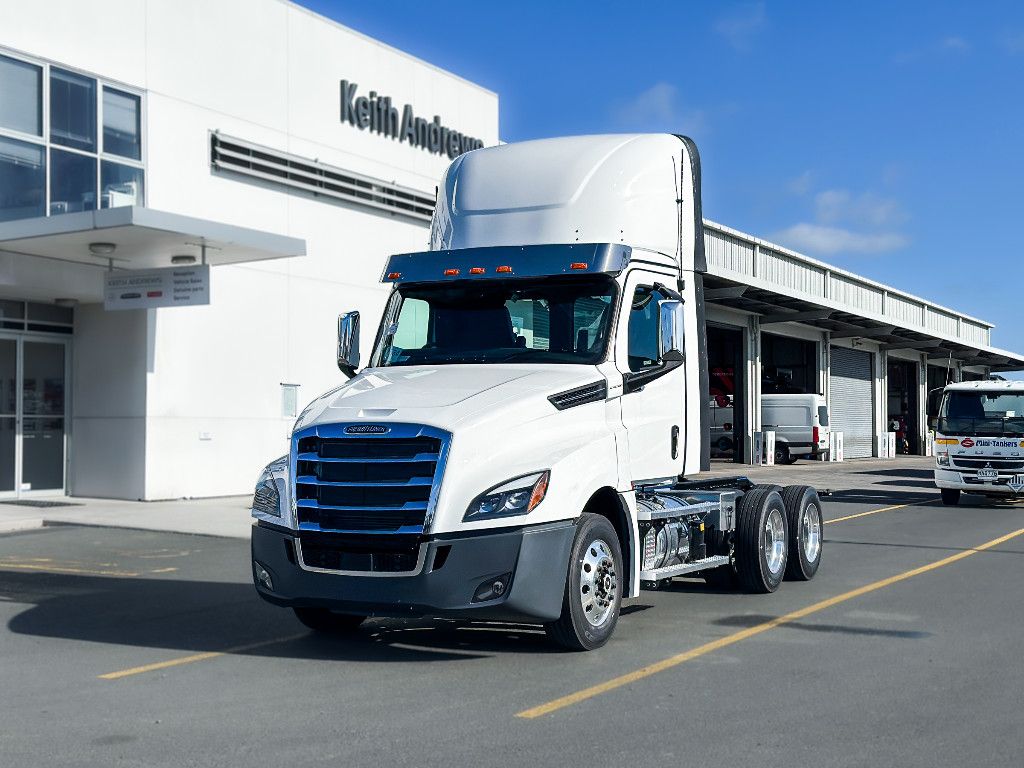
left=0, top=335, right=68, bottom=497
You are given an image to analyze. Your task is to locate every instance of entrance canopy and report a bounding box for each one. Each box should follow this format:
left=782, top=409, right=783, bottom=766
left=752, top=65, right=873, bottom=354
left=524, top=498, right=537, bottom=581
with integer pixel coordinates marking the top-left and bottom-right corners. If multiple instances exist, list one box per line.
left=0, top=207, right=306, bottom=303
left=703, top=220, right=1024, bottom=373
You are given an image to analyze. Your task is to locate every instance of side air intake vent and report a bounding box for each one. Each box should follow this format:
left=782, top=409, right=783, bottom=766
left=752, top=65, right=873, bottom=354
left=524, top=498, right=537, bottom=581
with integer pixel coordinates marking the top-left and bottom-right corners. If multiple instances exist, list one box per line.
left=548, top=381, right=608, bottom=410
left=210, top=132, right=434, bottom=223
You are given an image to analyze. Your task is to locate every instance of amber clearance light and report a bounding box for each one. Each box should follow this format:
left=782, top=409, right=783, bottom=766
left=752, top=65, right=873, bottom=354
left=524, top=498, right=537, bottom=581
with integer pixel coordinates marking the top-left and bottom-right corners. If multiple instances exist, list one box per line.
left=570, top=262, right=588, bottom=270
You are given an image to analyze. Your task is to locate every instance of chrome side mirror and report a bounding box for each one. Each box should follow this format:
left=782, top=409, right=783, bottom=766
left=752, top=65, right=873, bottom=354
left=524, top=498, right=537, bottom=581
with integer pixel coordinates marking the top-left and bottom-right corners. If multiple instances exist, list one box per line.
left=337, top=311, right=360, bottom=378
left=657, top=300, right=685, bottom=361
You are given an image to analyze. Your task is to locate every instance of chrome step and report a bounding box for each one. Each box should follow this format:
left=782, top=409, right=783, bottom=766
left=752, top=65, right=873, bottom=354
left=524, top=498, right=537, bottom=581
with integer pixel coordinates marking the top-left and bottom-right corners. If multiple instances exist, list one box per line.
left=639, top=555, right=730, bottom=581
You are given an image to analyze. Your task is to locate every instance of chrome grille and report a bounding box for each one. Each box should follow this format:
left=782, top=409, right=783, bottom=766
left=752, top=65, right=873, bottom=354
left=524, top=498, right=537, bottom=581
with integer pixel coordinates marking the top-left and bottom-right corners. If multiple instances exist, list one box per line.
left=292, top=424, right=448, bottom=534
left=951, top=455, right=1024, bottom=472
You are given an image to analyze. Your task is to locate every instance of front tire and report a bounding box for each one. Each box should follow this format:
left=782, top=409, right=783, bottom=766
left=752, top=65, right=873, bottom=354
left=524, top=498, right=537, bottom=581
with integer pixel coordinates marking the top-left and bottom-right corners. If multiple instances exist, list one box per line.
left=781, top=485, right=823, bottom=581
left=735, top=487, right=789, bottom=593
left=293, top=607, right=365, bottom=634
left=545, top=514, right=623, bottom=651
left=941, top=488, right=961, bottom=506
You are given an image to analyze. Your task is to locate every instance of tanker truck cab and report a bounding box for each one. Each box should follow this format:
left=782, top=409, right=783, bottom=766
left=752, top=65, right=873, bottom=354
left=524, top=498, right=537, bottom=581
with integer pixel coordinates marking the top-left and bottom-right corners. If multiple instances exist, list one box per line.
left=933, top=380, right=1024, bottom=505
left=250, top=134, right=825, bottom=650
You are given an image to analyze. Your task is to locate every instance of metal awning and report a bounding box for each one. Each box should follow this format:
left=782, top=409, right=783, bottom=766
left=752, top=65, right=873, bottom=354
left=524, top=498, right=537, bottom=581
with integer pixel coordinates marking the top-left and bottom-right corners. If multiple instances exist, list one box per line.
left=703, top=273, right=1024, bottom=372
left=0, top=206, right=306, bottom=270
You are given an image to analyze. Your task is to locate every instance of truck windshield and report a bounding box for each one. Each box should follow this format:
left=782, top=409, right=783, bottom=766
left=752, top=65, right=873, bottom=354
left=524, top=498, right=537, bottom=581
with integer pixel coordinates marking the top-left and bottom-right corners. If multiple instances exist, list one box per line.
left=372, top=277, right=618, bottom=367
left=938, top=391, right=1024, bottom=436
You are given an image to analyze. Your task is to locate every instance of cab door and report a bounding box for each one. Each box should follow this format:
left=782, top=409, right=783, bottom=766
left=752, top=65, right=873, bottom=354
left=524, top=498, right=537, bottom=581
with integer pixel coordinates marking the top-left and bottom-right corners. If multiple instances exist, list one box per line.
left=616, top=271, right=687, bottom=484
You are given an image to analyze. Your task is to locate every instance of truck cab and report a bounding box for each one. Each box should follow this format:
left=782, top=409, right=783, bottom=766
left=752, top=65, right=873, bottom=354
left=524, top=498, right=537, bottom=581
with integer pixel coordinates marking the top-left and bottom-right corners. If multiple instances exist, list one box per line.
left=250, top=134, right=824, bottom=650
left=933, top=380, right=1024, bottom=505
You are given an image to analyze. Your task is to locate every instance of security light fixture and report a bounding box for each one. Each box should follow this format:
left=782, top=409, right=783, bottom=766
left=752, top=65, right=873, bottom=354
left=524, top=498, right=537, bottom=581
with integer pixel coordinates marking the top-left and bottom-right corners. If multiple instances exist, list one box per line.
left=171, top=254, right=197, bottom=265
left=88, top=242, right=116, bottom=255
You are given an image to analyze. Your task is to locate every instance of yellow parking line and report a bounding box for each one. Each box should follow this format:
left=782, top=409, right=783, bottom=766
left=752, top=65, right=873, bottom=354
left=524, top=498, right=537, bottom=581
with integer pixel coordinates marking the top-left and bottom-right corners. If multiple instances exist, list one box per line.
left=0, top=561, right=140, bottom=577
left=98, top=633, right=308, bottom=680
left=516, top=525, right=1024, bottom=719
left=825, top=498, right=932, bottom=525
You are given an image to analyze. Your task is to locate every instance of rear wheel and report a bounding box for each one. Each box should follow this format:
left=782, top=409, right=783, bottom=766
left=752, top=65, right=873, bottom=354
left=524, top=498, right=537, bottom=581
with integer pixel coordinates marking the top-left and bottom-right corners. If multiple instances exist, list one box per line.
left=545, top=514, right=622, bottom=651
left=781, top=485, right=823, bottom=580
left=774, top=444, right=791, bottom=465
left=734, top=487, right=788, bottom=593
left=293, top=607, right=365, bottom=634
left=941, top=488, right=961, bottom=506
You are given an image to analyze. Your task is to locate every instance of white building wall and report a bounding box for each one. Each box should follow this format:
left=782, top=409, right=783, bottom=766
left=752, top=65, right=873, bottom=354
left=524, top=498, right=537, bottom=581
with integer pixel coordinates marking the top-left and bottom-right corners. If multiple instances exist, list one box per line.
left=4, top=0, right=498, bottom=499
left=70, top=305, right=149, bottom=499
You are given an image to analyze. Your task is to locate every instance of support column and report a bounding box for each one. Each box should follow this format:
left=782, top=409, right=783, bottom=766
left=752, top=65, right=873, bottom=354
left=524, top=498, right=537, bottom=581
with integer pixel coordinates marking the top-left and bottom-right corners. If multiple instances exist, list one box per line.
left=746, top=314, right=761, bottom=464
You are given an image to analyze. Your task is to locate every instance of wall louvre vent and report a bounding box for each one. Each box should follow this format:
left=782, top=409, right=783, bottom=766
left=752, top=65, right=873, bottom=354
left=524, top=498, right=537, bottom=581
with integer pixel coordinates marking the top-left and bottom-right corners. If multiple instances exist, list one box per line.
left=210, top=132, right=435, bottom=223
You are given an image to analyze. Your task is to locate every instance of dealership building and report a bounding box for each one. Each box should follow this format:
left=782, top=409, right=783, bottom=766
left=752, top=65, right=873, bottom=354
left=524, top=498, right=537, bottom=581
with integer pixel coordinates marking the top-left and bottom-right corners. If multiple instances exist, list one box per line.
left=0, top=0, right=1021, bottom=500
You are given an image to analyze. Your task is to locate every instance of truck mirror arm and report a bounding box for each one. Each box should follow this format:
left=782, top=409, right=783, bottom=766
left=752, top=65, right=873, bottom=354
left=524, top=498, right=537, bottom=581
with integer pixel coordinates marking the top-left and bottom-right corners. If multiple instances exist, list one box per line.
left=623, top=354, right=684, bottom=394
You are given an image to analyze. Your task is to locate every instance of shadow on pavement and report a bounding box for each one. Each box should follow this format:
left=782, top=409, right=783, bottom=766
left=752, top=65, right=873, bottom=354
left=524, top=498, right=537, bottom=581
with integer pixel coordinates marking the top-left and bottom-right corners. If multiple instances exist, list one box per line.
left=713, top=614, right=931, bottom=640
left=823, top=489, right=936, bottom=505
left=0, top=570, right=561, bottom=662
left=851, top=468, right=934, bottom=479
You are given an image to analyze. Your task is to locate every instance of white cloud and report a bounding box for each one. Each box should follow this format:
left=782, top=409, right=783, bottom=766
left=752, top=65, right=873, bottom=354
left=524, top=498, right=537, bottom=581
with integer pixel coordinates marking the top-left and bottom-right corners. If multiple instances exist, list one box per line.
left=787, top=170, right=814, bottom=196
left=614, top=82, right=707, bottom=135
left=941, top=36, right=970, bottom=51
left=772, top=223, right=909, bottom=256
left=1001, top=32, right=1024, bottom=55
left=894, top=35, right=971, bottom=62
left=814, top=189, right=907, bottom=228
left=714, top=2, right=767, bottom=51
left=772, top=183, right=909, bottom=257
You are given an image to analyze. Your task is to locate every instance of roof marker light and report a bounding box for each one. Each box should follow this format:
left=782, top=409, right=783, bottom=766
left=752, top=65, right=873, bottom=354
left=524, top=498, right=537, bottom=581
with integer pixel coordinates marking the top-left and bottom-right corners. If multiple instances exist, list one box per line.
left=387, top=271, right=402, bottom=280
left=570, top=262, right=588, bottom=270
left=469, top=267, right=485, bottom=275
left=496, top=265, right=513, bottom=273
left=444, top=268, right=460, bottom=276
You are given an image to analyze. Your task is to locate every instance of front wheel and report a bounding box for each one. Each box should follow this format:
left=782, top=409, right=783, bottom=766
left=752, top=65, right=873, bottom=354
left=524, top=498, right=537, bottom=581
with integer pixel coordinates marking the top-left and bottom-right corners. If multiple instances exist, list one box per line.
left=941, top=488, right=961, bottom=506
left=545, top=514, right=623, bottom=651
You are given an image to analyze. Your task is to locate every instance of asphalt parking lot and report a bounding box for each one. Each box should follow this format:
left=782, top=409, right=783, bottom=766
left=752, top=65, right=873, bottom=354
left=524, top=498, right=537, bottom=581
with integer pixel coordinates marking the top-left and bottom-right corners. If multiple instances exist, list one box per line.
left=2, top=462, right=1023, bottom=767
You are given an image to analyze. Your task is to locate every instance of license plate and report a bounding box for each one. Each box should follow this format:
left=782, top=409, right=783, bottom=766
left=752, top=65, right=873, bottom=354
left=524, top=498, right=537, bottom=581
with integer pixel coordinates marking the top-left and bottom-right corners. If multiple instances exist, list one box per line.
left=977, top=468, right=999, bottom=481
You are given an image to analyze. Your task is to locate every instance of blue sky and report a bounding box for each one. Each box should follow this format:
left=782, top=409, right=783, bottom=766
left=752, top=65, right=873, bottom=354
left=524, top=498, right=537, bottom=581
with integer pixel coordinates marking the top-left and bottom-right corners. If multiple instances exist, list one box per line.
left=303, top=0, right=1024, bottom=364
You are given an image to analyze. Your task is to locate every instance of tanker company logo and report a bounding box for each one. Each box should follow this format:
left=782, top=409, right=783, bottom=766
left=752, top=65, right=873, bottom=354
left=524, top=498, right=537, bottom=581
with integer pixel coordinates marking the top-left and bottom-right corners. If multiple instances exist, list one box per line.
left=340, top=80, right=484, bottom=159
left=961, top=438, right=975, bottom=448
left=344, top=424, right=390, bottom=434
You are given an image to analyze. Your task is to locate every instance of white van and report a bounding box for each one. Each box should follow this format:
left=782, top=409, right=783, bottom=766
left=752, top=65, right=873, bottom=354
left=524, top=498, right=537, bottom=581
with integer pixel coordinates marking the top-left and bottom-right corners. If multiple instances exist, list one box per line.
left=761, top=393, right=830, bottom=464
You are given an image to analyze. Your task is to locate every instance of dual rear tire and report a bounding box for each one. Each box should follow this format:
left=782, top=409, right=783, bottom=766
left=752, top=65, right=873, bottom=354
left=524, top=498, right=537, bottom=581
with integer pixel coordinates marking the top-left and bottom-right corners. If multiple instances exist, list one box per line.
left=704, top=483, right=823, bottom=591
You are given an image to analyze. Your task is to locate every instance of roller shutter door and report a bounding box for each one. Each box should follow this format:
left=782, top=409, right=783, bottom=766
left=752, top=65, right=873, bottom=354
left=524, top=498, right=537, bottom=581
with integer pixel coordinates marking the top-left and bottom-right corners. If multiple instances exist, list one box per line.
left=830, top=346, right=874, bottom=458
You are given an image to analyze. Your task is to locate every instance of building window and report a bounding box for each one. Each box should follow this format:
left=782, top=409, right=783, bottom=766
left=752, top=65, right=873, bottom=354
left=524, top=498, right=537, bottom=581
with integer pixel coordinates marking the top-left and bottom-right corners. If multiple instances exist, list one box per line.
left=0, top=136, right=45, bottom=222
left=0, top=50, right=144, bottom=223
left=50, top=68, right=97, bottom=152
left=101, top=161, right=144, bottom=208
left=50, top=149, right=97, bottom=214
left=102, top=87, right=141, bottom=160
left=0, top=54, right=42, bottom=136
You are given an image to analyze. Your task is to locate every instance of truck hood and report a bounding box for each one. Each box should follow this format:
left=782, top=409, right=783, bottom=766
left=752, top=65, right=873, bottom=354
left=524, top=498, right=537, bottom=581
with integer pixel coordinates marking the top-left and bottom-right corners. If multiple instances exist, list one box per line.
left=294, top=365, right=604, bottom=432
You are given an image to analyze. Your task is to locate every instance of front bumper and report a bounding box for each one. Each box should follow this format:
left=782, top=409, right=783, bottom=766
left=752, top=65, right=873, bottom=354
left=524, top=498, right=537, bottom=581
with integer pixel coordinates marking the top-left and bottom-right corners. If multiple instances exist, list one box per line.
left=251, top=520, right=575, bottom=622
left=934, top=468, right=1024, bottom=496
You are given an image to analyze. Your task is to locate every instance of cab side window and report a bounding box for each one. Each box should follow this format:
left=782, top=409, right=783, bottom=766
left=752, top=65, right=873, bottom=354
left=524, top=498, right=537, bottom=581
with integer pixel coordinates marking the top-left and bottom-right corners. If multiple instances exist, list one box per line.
left=627, top=286, right=667, bottom=372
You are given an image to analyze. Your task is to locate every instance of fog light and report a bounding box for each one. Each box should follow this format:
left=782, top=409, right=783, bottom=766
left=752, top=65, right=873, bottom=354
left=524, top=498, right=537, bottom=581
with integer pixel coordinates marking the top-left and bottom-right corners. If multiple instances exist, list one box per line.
left=472, top=573, right=511, bottom=602
left=254, top=561, right=273, bottom=591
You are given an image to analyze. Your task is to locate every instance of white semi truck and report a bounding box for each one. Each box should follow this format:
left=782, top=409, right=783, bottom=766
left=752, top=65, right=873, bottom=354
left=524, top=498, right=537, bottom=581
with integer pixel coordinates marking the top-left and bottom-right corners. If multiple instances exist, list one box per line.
left=933, top=380, right=1024, bottom=505
left=250, top=134, right=824, bottom=650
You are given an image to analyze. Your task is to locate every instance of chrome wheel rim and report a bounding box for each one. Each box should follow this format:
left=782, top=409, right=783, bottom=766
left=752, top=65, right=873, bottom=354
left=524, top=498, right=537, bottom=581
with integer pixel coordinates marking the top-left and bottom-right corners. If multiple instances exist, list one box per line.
left=580, top=538, right=617, bottom=627
left=802, top=503, right=822, bottom=563
left=764, top=508, right=786, bottom=576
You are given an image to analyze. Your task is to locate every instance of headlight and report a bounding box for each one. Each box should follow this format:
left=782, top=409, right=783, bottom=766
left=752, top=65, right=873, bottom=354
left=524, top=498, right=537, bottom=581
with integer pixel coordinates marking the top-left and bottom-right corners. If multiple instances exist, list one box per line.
left=252, top=456, right=287, bottom=519
left=464, top=471, right=550, bottom=521
left=936, top=451, right=949, bottom=467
